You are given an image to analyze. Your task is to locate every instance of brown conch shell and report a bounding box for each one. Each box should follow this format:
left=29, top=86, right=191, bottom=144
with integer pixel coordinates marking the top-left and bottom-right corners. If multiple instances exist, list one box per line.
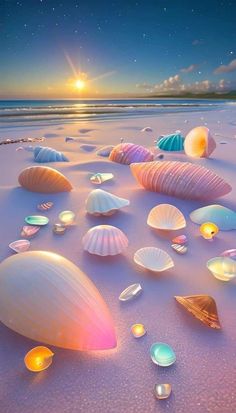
left=130, top=161, right=231, bottom=201
left=175, top=294, right=221, bottom=329
left=18, top=166, right=73, bottom=193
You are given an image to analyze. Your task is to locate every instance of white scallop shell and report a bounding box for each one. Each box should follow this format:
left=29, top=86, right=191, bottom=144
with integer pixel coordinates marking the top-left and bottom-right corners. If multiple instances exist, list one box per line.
left=86, top=189, right=130, bottom=216
left=0, top=251, right=116, bottom=350
left=207, top=257, right=236, bottom=282
left=134, top=247, right=174, bottom=272
left=82, top=225, right=129, bottom=256
left=147, top=204, right=186, bottom=230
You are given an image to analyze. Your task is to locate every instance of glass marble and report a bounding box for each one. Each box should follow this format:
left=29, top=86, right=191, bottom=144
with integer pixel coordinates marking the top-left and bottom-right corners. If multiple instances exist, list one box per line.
left=24, top=346, right=54, bottom=372
left=154, top=383, right=172, bottom=400
left=25, top=216, right=49, bottom=226
left=200, top=222, right=219, bottom=240
left=119, top=283, right=142, bottom=302
left=58, top=210, right=75, bottom=225
left=150, top=342, right=176, bottom=367
left=131, top=323, right=146, bottom=338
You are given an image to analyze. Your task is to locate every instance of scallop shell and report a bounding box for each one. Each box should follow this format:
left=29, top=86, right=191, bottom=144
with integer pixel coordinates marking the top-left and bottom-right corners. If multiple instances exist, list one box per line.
left=207, top=257, right=236, bottom=282
left=175, top=294, right=221, bottom=329
left=109, top=143, right=154, bottom=165
left=157, top=132, right=184, bottom=151
left=34, top=146, right=68, bottom=163
left=134, top=247, right=174, bottom=272
left=82, top=225, right=128, bottom=256
left=190, top=204, right=236, bottom=230
left=9, top=239, right=30, bottom=253
left=184, top=126, right=216, bottom=158
left=18, top=166, right=73, bottom=193
left=147, top=204, right=186, bottom=231
left=86, top=189, right=130, bottom=216
left=0, top=251, right=116, bottom=350
left=130, top=161, right=231, bottom=200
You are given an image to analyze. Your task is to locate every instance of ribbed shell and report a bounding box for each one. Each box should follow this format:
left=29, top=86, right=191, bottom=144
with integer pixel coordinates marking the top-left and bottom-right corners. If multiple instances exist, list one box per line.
left=147, top=204, right=186, bottom=230
left=190, top=204, right=236, bottom=230
left=86, top=189, right=130, bottom=216
left=18, top=166, right=73, bottom=193
left=184, top=126, right=216, bottom=158
left=130, top=161, right=231, bottom=200
left=0, top=251, right=116, bottom=350
left=109, top=143, right=154, bottom=165
left=134, top=247, right=174, bottom=272
left=82, top=225, right=129, bottom=256
left=34, top=146, right=68, bottom=163
left=207, top=257, right=236, bottom=281
left=157, top=133, right=184, bottom=151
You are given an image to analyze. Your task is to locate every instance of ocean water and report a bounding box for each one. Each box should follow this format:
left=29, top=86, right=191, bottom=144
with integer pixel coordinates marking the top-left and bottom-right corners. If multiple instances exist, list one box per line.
left=0, top=98, right=233, bottom=129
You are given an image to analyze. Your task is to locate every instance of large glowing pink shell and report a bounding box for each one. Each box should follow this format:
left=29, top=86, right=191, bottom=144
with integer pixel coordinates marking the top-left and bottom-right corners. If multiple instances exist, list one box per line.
left=130, top=161, right=231, bottom=200
left=109, top=143, right=154, bottom=165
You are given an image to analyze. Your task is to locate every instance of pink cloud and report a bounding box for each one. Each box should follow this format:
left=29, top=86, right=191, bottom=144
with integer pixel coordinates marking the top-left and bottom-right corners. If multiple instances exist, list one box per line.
left=214, top=59, right=236, bottom=74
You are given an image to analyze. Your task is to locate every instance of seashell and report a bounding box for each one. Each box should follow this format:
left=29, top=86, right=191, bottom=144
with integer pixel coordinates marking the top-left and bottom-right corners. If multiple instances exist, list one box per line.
left=147, top=204, right=186, bottom=231
left=21, top=225, right=40, bottom=238
left=220, top=249, right=236, bottom=260
left=154, top=383, right=172, bottom=400
left=184, top=126, right=216, bottom=158
left=18, top=166, right=73, bottom=193
left=175, top=294, right=221, bottom=329
left=156, top=132, right=184, bottom=151
left=83, top=225, right=128, bottom=256
left=119, top=283, right=142, bottom=301
left=9, top=239, right=30, bottom=253
left=141, top=126, right=153, bottom=132
left=130, top=161, right=231, bottom=200
left=25, top=215, right=49, bottom=226
left=109, top=143, right=154, bottom=165
left=0, top=251, right=116, bottom=350
left=34, top=146, right=68, bottom=163
left=200, top=222, right=219, bottom=240
left=150, top=342, right=176, bottom=367
left=65, top=137, right=76, bottom=142
left=86, top=189, right=130, bottom=216
left=131, top=323, right=146, bottom=338
left=171, top=244, right=187, bottom=255
left=96, top=146, right=114, bottom=157
left=58, top=210, right=75, bottom=225
left=207, top=257, right=236, bottom=282
left=172, top=235, right=187, bottom=245
left=190, top=204, right=236, bottom=230
left=53, top=223, right=67, bottom=235
left=24, top=346, right=54, bottom=372
left=37, top=201, right=54, bottom=211
left=90, top=173, right=114, bottom=185
left=134, top=247, right=174, bottom=272
left=16, top=146, right=24, bottom=151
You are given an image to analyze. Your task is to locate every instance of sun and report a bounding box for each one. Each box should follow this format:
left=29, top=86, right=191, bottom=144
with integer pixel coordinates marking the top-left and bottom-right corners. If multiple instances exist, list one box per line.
left=75, top=79, right=85, bottom=90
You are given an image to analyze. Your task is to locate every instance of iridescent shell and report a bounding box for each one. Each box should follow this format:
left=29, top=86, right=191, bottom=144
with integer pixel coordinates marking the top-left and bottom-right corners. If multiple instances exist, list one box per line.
left=18, top=166, right=73, bottom=193
left=134, top=247, right=174, bottom=272
left=130, top=161, right=231, bottom=200
left=190, top=204, right=236, bottom=230
left=119, top=283, right=142, bottom=301
left=172, top=235, right=187, bottom=245
left=0, top=251, right=116, bottom=350
left=86, top=189, right=130, bottom=216
left=200, top=222, right=219, bottom=240
left=156, top=132, right=184, bottom=151
left=184, top=126, right=216, bottom=158
left=34, top=146, right=68, bottom=163
left=90, top=173, right=114, bottom=184
left=21, top=225, right=40, bottom=238
left=147, top=204, right=186, bottom=230
left=175, top=294, right=221, bottom=329
left=109, top=143, right=154, bottom=165
left=207, top=257, right=236, bottom=281
left=9, top=239, right=30, bottom=253
left=25, top=215, right=49, bottom=226
left=24, top=346, right=54, bottom=372
left=37, top=201, right=54, bottom=211
left=150, top=342, right=176, bottom=367
left=82, top=225, right=128, bottom=256
left=171, top=244, right=187, bottom=255
left=154, top=383, right=172, bottom=400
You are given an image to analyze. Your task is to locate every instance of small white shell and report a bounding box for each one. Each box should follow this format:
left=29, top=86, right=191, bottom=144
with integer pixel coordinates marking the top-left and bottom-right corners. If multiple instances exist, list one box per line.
left=171, top=243, right=188, bottom=255
left=85, top=189, right=130, bottom=216
left=119, top=283, right=142, bottom=301
left=207, top=257, right=236, bottom=282
left=82, top=225, right=129, bottom=256
left=147, top=204, right=186, bottom=231
left=9, top=239, right=30, bottom=253
left=134, top=247, right=174, bottom=272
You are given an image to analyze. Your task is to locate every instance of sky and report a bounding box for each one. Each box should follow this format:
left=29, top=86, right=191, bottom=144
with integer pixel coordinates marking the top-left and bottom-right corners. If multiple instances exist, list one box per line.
left=1, top=0, right=236, bottom=99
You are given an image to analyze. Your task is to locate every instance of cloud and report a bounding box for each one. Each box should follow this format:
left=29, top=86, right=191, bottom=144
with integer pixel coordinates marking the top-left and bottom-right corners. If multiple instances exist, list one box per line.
left=214, top=59, right=236, bottom=74
left=180, top=64, right=198, bottom=73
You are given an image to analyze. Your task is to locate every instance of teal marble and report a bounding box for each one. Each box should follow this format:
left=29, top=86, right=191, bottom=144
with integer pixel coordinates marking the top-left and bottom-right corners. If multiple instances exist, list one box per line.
left=150, top=342, right=176, bottom=367
left=25, top=215, right=49, bottom=226
left=156, top=132, right=184, bottom=151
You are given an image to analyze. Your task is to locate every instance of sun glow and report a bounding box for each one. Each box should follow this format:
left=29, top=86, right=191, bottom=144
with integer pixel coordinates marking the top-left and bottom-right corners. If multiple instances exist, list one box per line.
left=75, top=79, right=86, bottom=90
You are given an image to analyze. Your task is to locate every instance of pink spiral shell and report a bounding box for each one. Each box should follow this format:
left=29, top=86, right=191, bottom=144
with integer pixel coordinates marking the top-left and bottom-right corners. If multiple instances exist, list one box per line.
left=109, top=143, right=154, bottom=165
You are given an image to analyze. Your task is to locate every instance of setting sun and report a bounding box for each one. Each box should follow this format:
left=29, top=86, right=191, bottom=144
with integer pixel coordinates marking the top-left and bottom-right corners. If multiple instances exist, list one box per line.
left=75, top=79, right=85, bottom=90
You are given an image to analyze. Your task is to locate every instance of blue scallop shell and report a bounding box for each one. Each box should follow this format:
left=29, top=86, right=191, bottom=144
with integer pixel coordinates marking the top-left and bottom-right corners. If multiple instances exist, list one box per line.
left=34, top=146, right=68, bottom=163
left=156, top=132, right=184, bottom=151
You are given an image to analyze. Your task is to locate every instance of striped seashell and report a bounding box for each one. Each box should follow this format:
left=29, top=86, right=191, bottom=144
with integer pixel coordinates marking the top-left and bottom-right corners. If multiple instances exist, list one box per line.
left=18, top=166, right=73, bottom=193
left=9, top=239, right=30, bottom=253
left=147, top=204, right=186, bottom=231
left=21, top=225, right=40, bottom=238
left=86, top=189, right=130, bottom=216
left=172, top=235, right=188, bottom=245
left=37, top=201, right=54, bottom=211
left=134, top=247, right=174, bottom=272
left=156, top=132, right=184, bottom=151
left=109, top=143, right=154, bottom=165
left=171, top=243, right=187, bottom=254
left=82, top=225, right=128, bottom=256
left=34, top=146, right=68, bottom=163
left=184, top=126, right=216, bottom=158
left=0, top=251, right=116, bottom=350
left=130, top=161, right=231, bottom=201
